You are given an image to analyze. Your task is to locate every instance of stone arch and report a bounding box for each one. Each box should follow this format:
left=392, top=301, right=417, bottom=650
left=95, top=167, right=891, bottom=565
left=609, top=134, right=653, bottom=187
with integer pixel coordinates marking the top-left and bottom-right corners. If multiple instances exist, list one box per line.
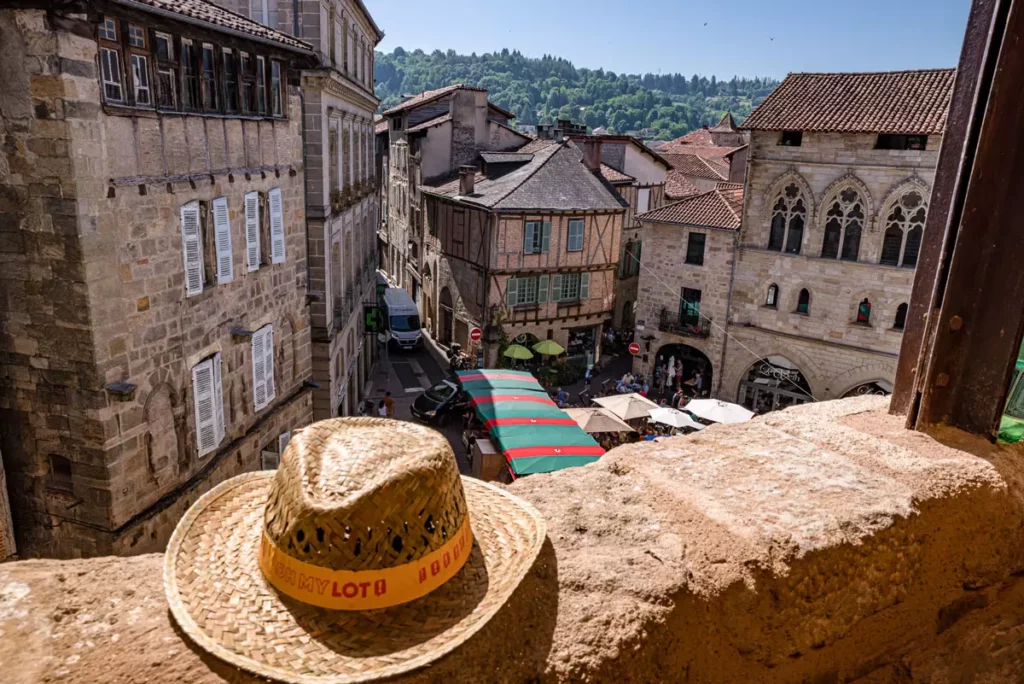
left=723, top=334, right=827, bottom=404
left=783, top=280, right=815, bottom=315
left=759, top=170, right=816, bottom=250
left=847, top=287, right=886, bottom=327
left=816, top=172, right=875, bottom=232
left=827, top=362, right=897, bottom=400
left=736, top=355, right=816, bottom=414
left=874, top=176, right=930, bottom=265
left=142, top=381, right=182, bottom=482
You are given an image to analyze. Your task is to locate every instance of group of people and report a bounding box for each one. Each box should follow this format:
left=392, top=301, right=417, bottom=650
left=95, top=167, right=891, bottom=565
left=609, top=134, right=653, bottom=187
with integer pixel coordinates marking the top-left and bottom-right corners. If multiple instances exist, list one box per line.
left=652, top=360, right=706, bottom=400
left=360, top=391, right=396, bottom=418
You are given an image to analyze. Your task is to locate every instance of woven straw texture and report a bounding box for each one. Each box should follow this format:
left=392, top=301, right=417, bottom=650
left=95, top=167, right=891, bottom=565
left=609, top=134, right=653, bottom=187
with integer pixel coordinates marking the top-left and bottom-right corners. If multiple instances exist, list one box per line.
left=164, top=418, right=546, bottom=684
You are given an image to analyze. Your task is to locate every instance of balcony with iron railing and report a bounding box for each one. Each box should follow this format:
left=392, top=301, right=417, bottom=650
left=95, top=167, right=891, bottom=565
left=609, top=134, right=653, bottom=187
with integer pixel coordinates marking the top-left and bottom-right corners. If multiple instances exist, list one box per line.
left=658, top=308, right=711, bottom=338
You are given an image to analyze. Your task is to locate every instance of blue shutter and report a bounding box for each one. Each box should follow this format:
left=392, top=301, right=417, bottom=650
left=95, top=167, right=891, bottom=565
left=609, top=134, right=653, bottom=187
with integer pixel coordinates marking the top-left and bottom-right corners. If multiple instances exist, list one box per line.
left=524, top=223, right=535, bottom=254
left=506, top=278, right=519, bottom=307
left=541, top=221, right=551, bottom=254
left=551, top=274, right=562, bottom=302
left=580, top=272, right=590, bottom=299
left=537, top=275, right=549, bottom=302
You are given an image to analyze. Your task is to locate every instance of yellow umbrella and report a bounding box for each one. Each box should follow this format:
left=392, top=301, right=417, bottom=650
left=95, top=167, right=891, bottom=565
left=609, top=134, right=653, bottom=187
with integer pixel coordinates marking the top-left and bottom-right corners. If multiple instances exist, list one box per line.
left=532, top=339, right=565, bottom=356
left=503, top=344, right=534, bottom=360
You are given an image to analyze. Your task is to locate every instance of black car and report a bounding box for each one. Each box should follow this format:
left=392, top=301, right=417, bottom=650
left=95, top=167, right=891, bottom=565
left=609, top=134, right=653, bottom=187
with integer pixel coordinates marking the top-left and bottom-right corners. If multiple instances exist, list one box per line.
left=411, top=379, right=469, bottom=425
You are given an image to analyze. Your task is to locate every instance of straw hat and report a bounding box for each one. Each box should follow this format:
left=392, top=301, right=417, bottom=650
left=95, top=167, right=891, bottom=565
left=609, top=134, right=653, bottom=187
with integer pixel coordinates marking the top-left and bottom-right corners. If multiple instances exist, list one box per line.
left=164, top=417, right=546, bottom=683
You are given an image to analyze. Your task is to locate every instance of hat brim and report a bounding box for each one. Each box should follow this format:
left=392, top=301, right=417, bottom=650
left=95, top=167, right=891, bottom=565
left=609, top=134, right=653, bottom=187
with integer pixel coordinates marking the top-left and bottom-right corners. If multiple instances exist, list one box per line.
left=164, top=472, right=546, bottom=684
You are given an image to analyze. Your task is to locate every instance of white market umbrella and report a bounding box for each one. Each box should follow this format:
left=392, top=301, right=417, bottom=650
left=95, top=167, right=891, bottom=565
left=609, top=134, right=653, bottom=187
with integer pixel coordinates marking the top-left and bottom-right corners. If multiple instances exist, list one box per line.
left=684, top=399, right=754, bottom=424
left=593, top=393, right=660, bottom=421
left=564, top=407, right=635, bottom=433
left=648, top=407, right=706, bottom=431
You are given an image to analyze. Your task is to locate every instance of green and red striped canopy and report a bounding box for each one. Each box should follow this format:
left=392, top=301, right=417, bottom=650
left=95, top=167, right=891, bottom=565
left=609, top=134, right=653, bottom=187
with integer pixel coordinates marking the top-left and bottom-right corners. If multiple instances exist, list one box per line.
left=456, top=369, right=604, bottom=477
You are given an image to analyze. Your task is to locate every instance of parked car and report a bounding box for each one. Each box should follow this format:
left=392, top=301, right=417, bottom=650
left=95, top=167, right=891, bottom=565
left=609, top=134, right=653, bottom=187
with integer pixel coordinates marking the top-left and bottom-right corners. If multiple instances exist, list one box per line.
left=411, top=378, right=469, bottom=425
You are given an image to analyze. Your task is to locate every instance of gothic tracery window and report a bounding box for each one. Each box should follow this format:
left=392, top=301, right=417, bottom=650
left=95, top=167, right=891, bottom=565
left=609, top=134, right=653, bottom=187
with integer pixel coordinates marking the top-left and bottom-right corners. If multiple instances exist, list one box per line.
left=821, top=187, right=865, bottom=261
left=768, top=183, right=806, bottom=254
left=879, top=190, right=927, bottom=267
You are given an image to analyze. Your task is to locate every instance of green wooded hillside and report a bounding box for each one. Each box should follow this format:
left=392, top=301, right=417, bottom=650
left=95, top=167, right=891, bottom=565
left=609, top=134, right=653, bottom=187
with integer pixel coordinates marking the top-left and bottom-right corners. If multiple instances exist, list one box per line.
left=374, top=48, right=778, bottom=140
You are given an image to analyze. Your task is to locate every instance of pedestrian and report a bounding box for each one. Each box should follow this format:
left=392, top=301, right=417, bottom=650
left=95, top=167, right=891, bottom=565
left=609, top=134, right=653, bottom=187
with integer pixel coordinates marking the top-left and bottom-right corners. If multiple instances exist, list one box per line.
left=694, top=371, right=704, bottom=397
left=384, top=390, right=395, bottom=418
left=377, top=399, right=387, bottom=417
left=555, top=387, right=569, bottom=407
left=584, top=366, right=593, bottom=389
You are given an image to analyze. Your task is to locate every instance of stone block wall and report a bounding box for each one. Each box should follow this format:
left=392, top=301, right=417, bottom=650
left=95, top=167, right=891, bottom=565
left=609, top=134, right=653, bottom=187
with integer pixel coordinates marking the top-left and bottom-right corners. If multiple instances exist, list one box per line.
left=0, top=9, right=314, bottom=557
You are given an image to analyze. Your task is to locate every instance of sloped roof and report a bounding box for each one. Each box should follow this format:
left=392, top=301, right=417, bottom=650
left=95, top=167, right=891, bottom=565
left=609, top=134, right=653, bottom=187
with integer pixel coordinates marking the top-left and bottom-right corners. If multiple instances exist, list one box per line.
left=740, top=69, right=956, bottom=134
left=662, top=153, right=728, bottom=181
left=374, top=116, right=387, bottom=134
left=637, top=185, right=743, bottom=231
left=600, top=163, right=634, bottom=184
left=406, top=113, right=452, bottom=134
left=664, top=174, right=700, bottom=200
left=481, top=152, right=534, bottom=164
left=711, top=112, right=738, bottom=133
left=117, top=0, right=314, bottom=52
left=667, top=127, right=714, bottom=147
left=571, top=134, right=672, bottom=170
left=383, top=84, right=483, bottom=116
left=424, top=141, right=628, bottom=212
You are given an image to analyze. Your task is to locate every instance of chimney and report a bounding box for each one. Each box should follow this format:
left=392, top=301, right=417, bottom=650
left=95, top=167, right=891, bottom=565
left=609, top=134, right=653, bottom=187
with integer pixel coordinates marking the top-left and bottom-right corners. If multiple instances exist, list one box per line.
left=459, top=165, right=476, bottom=195
left=582, top=139, right=602, bottom=173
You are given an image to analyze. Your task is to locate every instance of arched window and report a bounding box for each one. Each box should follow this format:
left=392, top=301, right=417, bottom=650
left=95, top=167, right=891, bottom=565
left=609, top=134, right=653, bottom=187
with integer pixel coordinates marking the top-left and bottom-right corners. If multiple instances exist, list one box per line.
left=857, top=298, right=872, bottom=324
left=766, top=283, right=779, bottom=308
left=797, top=288, right=810, bottom=314
left=768, top=183, right=807, bottom=254
left=894, top=302, right=908, bottom=330
left=880, top=190, right=927, bottom=267
left=821, top=187, right=865, bottom=261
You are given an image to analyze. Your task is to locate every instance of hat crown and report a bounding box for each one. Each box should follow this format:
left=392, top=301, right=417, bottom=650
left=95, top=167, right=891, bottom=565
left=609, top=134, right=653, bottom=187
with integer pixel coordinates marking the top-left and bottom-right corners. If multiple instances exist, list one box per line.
left=263, top=418, right=468, bottom=572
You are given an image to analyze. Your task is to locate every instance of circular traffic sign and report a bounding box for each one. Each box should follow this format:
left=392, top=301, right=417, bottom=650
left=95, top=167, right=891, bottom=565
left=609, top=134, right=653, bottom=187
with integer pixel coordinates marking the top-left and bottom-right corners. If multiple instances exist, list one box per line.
left=628, top=342, right=641, bottom=356
left=470, top=327, right=483, bottom=342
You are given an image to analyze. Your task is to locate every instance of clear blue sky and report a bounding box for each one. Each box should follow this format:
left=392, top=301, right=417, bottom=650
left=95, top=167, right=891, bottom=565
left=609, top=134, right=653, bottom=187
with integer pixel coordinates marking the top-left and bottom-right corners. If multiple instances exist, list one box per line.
left=367, top=0, right=970, bottom=79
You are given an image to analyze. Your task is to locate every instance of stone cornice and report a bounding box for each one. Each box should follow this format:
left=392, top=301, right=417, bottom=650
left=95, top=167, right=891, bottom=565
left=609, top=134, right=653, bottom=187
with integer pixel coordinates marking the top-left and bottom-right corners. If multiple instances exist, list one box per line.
left=302, top=73, right=378, bottom=113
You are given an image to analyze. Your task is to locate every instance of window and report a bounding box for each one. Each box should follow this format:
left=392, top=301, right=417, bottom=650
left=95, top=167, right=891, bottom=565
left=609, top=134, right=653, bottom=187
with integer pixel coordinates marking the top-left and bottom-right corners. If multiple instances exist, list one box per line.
left=768, top=183, right=806, bottom=254
left=222, top=48, right=238, bottom=113
left=252, top=325, right=276, bottom=411
left=49, top=454, right=73, bottom=493
left=821, top=187, right=865, bottom=261
left=780, top=131, right=803, bottom=147
left=270, top=59, right=283, bottom=116
left=637, top=188, right=651, bottom=214
left=685, top=232, right=706, bottom=265
left=329, top=128, right=339, bottom=192
left=524, top=220, right=550, bottom=254
left=99, top=17, right=118, bottom=41
left=766, top=283, right=778, bottom=308
left=154, top=32, right=172, bottom=60
left=181, top=39, right=199, bottom=110
left=506, top=276, right=539, bottom=306
left=180, top=201, right=204, bottom=296
left=876, top=134, right=927, bottom=150
left=128, top=24, right=145, bottom=48
left=391, top=117, right=401, bottom=130
left=567, top=219, right=585, bottom=252
left=550, top=272, right=590, bottom=302
left=561, top=273, right=582, bottom=301
left=130, top=54, right=151, bottom=105
left=680, top=288, right=702, bottom=325
left=239, top=52, right=253, bottom=113
left=880, top=190, right=927, bottom=267
left=201, top=43, right=217, bottom=111
left=894, top=303, right=908, bottom=330
left=251, top=0, right=270, bottom=25
left=100, top=48, right=124, bottom=102
left=797, top=288, right=810, bottom=315
left=192, top=353, right=225, bottom=457
left=256, top=56, right=267, bottom=114
left=155, top=33, right=177, bottom=109
left=244, top=191, right=261, bottom=272
left=856, top=298, right=872, bottom=325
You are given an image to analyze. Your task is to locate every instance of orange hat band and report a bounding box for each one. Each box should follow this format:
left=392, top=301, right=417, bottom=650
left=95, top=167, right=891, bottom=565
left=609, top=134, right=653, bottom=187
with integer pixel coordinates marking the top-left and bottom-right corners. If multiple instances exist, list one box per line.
left=258, top=519, right=473, bottom=611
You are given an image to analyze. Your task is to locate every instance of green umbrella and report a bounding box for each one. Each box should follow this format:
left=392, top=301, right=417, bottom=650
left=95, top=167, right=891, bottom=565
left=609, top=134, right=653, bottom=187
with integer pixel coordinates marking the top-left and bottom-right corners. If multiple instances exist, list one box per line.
left=503, top=344, right=534, bottom=360
left=532, top=339, right=565, bottom=356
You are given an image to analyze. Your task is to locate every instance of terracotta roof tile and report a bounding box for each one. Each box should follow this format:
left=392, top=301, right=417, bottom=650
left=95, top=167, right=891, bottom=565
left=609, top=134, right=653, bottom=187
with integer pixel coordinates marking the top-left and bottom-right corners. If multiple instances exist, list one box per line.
left=600, top=163, right=634, bottom=184
left=637, top=186, right=743, bottom=231
left=668, top=128, right=714, bottom=147
left=664, top=174, right=700, bottom=200
left=710, top=112, right=738, bottom=133
left=382, top=84, right=485, bottom=116
left=374, top=116, right=387, bottom=134
left=124, top=0, right=313, bottom=52
left=740, top=69, right=956, bottom=134
left=406, top=113, right=452, bottom=134
left=661, top=153, right=728, bottom=181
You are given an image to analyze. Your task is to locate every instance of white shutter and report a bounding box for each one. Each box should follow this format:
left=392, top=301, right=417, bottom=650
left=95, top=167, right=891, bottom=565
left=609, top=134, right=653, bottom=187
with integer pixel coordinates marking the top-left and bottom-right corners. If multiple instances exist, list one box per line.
left=278, top=430, right=291, bottom=455
left=212, top=197, right=233, bottom=284
left=245, top=191, right=260, bottom=272
left=269, top=187, right=286, bottom=264
left=261, top=450, right=280, bottom=470
left=263, top=325, right=275, bottom=405
left=192, top=358, right=218, bottom=457
left=252, top=326, right=267, bottom=411
left=213, top=352, right=225, bottom=444
left=180, top=202, right=204, bottom=296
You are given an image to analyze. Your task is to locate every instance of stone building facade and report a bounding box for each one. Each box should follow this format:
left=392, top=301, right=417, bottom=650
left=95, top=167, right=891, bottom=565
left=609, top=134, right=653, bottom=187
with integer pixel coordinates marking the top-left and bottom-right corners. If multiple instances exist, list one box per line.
left=0, top=2, right=315, bottom=557
left=720, top=70, right=954, bottom=411
left=632, top=184, right=743, bottom=394
left=212, top=0, right=383, bottom=418
left=423, top=139, right=627, bottom=367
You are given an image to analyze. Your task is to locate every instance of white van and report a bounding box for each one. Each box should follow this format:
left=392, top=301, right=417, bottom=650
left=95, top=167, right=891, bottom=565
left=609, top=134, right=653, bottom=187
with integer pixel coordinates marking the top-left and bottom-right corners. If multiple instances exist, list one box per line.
left=382, top=287, right=422, bottom=349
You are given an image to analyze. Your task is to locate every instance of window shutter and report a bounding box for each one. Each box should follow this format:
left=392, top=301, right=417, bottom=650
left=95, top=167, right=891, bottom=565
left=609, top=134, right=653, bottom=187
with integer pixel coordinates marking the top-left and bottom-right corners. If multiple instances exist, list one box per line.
left=261, top=449, right=280, bottom=470
left=252, top=326, right=267, bottom=410
left=213, top=352, right=225, bottom=444
left=263, top=325, right=275, bottom=405
left=269, top=187, right=286, bottom=264
left=180, top=202, right=204, bottom=296
left=537, top=274, right=549, bottom=303
left=244, top=191, right=260, bottom=272
left=506, top=278, right=519, bottom=307
left=618, top=242, right=626, bottom=277
left=192, top=358, right=218, bottom=457
left=212, top=197, right=233, bottom=284
left=523, top=223, right=535, bottom=254
left=551, top=274, right=562, bottom=302
left=580, top=272, right=590, bottom=299
left=278, top=430, right=291, bottom=455
left=541, top=221, right=551, bottom=253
